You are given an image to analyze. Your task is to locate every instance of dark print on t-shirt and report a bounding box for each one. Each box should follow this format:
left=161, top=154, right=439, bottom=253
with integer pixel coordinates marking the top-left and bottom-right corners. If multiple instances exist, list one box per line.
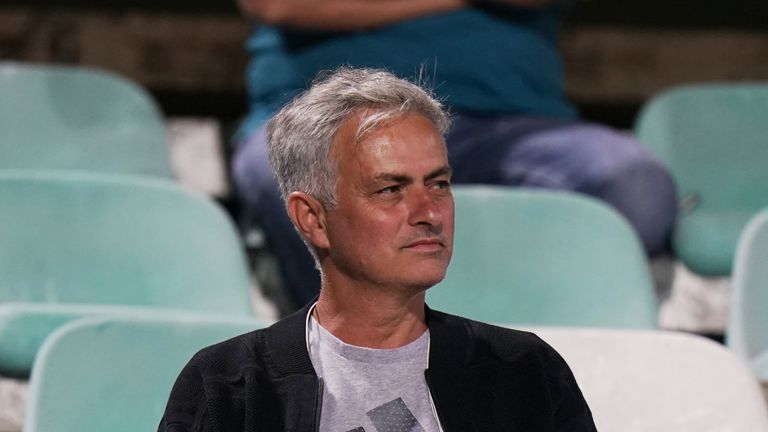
left=345, top=398, right=425, bottom=432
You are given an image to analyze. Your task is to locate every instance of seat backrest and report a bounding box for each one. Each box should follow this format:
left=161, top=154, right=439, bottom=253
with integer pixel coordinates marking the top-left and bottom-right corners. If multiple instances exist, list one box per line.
left=427, top=186, right=657, bottom=328
left=0, top=62, right=173, bottom=178
left=0, top=171, right=252, bottom=314
left=529, top=327, right=768, bottom=432
left=635, top=82, right=768, bottom=212
left=27, top=320, right=768, bottom=432
left=24, top=316, right=267, bottom=432
left=727, top=209, right=768, bottom=378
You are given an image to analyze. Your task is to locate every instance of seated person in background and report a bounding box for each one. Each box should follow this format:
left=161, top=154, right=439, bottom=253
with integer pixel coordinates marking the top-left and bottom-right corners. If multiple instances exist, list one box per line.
left=159, top=68, right=596, bottom=432
left=232, top=0, right=678, bottom=310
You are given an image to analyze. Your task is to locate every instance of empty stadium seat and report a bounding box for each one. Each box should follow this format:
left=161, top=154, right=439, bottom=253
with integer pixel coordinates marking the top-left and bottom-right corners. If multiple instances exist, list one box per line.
left=635, top=82, right=768, bottom=276
left=0, top=171, right=255, bottom=377
left=727, top=209, right=768, bottom=381
left=0, top=62, right=173, bottom=178
left=530, top=327, right=768, bottom=431
left=427, top=185, right=657, bottom=328
left=24, top=316, right=266, bottom=432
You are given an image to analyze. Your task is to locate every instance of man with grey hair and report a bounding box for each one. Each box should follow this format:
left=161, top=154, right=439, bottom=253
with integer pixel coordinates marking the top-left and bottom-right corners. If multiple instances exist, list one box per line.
left=159, top=68, right=596, bottom=432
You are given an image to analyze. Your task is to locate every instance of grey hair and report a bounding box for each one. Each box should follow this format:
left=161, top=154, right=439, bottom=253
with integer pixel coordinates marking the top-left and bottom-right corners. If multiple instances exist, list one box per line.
left=266, top=67, right=451, bottom=209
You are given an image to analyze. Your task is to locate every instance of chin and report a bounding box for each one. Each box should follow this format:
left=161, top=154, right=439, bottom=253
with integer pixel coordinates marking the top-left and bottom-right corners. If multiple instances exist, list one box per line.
left=404, top=271, right=447, bottom=291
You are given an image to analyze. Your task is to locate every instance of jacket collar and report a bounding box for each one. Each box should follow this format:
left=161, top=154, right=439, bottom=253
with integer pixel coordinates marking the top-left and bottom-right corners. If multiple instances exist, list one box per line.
left=262, top=299, right=472, bottom=378
left=425, top=306, right=473, bottom=368
left=263, top=300, right=317, bottom=377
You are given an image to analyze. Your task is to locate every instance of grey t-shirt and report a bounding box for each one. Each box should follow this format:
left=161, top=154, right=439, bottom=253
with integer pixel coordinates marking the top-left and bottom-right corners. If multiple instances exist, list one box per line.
left=307, top=315, right=441, bottom=432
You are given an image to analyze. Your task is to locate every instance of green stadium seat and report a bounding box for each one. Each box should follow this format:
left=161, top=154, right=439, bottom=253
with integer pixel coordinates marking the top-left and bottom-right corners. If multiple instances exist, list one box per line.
left=427, top=186, right=657, bottom=328
left=24, top=316, right=266, bottom=432
left=0, top=62, right=173, bottom=178
left=0, top=172, right=254, bottom=377
left=635, top=83, right=768, bottom=275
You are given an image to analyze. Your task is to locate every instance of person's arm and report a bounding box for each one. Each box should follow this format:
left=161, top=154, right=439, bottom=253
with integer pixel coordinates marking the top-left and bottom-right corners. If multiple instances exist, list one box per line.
left=237, top=0, right=466, bottom=31
left=472, top=0, right=557, bottom=7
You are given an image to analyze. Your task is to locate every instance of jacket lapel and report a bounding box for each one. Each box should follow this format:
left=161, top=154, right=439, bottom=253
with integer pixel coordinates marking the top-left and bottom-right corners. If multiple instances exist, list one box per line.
left=262, top=302, right=321, bottom=431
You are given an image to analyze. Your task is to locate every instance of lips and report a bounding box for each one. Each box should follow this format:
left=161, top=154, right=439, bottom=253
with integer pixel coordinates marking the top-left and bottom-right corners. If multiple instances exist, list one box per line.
left=403, top=237, right=445, bottom=250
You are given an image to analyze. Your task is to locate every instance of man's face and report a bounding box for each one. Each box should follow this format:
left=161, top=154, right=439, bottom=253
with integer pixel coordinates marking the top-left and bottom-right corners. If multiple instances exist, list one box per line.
left=321, top=111, right=454, bottom=294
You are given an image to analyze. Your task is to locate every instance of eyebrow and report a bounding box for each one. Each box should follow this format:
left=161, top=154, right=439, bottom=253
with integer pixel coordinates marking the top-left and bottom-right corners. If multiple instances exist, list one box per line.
left=425, top=165, right=453, bottom=182
left=373, top=165, right=453, bottom=184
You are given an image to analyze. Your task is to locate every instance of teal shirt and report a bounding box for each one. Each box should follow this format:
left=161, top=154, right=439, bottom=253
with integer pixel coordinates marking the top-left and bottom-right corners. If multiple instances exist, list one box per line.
left=238, top=7, right=576, bottom=140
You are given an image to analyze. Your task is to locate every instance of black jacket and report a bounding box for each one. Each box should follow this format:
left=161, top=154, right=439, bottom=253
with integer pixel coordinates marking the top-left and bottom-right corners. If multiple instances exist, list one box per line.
left=159, top=303, right=596, bottom=431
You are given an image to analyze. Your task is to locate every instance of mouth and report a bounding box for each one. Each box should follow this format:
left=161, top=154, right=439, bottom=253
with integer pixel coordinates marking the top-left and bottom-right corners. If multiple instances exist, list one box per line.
left=403, top=238, right=445, bottom=252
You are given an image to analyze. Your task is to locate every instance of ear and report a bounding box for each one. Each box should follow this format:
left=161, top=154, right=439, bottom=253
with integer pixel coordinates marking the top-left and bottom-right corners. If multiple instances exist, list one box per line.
left=286, top=191, right=330, bottom=250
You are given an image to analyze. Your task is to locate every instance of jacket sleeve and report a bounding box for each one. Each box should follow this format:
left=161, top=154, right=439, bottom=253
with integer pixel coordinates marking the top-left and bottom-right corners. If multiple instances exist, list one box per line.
left=538, top=340, right=597, bottom=432
left=157, top=357, right=211, bottom=432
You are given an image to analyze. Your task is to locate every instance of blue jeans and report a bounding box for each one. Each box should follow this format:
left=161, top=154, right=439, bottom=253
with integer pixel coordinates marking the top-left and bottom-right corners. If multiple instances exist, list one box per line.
left=232, top=113, right=677, bottom=310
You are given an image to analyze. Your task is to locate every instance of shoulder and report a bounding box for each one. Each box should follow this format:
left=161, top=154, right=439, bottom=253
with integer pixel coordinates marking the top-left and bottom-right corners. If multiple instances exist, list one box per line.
left=183, top=304, right=312, bottom=379
left=186, top=329, right=265, bottom=377
left=470, top=318, right=565, bottom=364
left=158, top=307, right=315, bottom=431
left=427, top=310, right=596, bottom=430
left=158, top=329, right=271, bottom=431
left=428, top=310, right=581, bottom=388
left=176, top=328, right=275, bottom=401
left=429, top=309, right=559, bottom=361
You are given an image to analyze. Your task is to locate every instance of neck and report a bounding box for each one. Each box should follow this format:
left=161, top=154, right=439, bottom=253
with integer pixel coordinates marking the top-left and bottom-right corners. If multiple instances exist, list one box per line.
left=313, top=279, right=428, bottom=349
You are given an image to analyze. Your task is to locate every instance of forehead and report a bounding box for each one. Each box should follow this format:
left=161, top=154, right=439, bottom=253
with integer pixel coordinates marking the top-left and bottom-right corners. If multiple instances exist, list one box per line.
left=333, top=110, right=447, bottom=166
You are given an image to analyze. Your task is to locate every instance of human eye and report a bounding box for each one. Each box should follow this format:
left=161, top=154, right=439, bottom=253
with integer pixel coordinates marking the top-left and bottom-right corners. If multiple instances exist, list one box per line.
left=377, top=184, right=402, bottom=194
left=430, top=179, right=451, bottom=190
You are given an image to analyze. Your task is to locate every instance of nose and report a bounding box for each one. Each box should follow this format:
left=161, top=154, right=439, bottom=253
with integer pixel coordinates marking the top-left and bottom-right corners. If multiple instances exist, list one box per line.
left=407, top=187, right=446, bottom=227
